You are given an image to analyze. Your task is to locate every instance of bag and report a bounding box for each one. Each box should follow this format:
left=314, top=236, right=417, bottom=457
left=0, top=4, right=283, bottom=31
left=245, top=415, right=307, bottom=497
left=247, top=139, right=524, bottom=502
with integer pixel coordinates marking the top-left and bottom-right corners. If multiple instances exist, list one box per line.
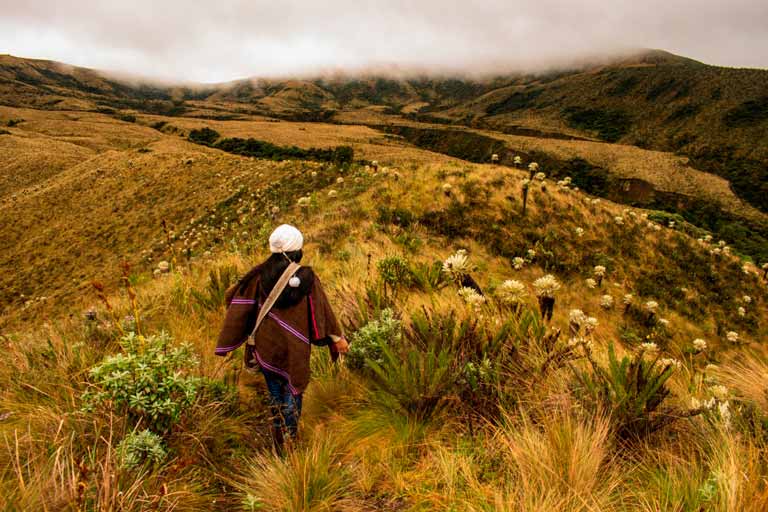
left=246, top=261, right=301, bottom=345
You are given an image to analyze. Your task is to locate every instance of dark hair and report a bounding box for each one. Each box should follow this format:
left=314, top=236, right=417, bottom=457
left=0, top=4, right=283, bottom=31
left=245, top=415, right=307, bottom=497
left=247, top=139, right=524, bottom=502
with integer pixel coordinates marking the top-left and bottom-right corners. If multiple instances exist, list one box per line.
left=235, top=250, right=315, bottom=309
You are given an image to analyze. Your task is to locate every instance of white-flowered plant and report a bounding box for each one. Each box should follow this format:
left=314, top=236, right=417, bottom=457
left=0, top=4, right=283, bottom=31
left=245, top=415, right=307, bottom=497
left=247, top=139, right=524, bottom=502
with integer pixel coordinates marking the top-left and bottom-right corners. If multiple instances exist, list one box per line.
left=738, top=306, right=746, bottom=317
left=600, top=294, right=614, bottom=309
left=641, top=342, right=658, bottom=353
left=726, top=331, right=739, bottom=343
left=575, top=227, right=584, bottom=237
left=584, top=316, right=598, bottom=334
left=659, top=358, right=681, bottom=370
left=528, top=162, right=539, bottom=172
left=742, top=295, right=752, bottom=304
left=585, top=278, right=597, bottom=289
left=614, top=216, right=624, bottom=225
left=593, top=265, right=606, bottom=278
left=442, top=250, right=471, bottom=280
left=513, top=257, right=525, bottom=270
left=496, top=280, right=527, bottom=306
left=693, top=338, right=707, bottom=352
left=644, top=301, right=659, bottom=313
left=526, top=249, right=536, bottom=259
left=718, top=401, right=732, bottom=428
left=297, top=196, right=311, bottom=207
left=710, top=385, right=729, bottom=400
left=569, top=309, right=587, bottom=326
left=533, top=274, right=561, bottom=298
left=534, top=172, right=546, bottom=181
left=658, top=318, right=670, bottom=327
left=513, top=156, right=522, bottom=165
left=328, top=190, right=338, bottom=198
left=623, top=294, right=634, bottom=305
left=458, top=287, right=486, bottom=309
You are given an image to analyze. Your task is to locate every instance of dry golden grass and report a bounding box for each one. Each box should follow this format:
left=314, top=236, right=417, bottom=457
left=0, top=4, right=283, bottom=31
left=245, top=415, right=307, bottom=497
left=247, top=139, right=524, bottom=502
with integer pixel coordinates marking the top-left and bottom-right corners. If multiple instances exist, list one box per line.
left=4, top=56, right=768, bottom=509
left=334, top=109, right=766, bottom=222
left=1, top=154, right=767, bottom=509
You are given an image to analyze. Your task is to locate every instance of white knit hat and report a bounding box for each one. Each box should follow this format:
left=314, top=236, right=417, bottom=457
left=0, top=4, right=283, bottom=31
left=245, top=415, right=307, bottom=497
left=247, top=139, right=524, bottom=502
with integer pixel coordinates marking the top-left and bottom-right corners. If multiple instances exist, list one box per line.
left=269, top=224, right=304, bottom=253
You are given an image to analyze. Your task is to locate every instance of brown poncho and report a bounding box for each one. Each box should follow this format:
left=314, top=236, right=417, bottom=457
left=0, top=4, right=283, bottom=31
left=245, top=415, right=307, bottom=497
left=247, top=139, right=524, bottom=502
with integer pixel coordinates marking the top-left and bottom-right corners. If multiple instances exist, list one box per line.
left=215, top=266, right=342, bottom=395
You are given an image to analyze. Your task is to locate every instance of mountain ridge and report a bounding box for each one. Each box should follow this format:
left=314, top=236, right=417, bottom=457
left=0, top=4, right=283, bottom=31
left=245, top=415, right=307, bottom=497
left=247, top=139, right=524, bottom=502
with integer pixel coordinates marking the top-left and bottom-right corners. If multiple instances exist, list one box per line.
left=2, top=49, right=766, bottom=215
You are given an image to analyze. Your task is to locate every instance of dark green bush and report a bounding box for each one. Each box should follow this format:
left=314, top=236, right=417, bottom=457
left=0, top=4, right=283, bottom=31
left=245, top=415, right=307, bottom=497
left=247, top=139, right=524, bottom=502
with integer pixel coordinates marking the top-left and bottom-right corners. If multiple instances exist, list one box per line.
left=212, top=136, right=354, bottom=164
left=377, top=256, right=413, bottom=294
left=563, top=107, right=632, bottom=142
left=376, top=206, right=416, bottom=228
left=188, top=127, right=221, bottom=145
left=723, top=96, right=768, bottom=127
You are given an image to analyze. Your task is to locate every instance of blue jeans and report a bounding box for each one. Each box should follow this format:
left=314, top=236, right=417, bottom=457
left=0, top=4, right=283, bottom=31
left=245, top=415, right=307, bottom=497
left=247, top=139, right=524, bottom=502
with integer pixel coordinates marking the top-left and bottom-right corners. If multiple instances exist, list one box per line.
left=261, top=369, right=303, bottom=439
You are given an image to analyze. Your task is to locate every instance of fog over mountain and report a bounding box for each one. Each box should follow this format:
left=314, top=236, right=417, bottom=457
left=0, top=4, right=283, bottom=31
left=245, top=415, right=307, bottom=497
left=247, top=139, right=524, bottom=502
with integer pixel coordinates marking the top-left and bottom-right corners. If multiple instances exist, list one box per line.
left=1, top=0, right=767, bottom=82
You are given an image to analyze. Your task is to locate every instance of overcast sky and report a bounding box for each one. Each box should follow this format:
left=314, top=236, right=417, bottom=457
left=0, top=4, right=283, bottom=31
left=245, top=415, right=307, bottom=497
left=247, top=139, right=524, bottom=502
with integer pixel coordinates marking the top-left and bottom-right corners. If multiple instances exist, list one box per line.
left=1, top=0, right=767, bottom=83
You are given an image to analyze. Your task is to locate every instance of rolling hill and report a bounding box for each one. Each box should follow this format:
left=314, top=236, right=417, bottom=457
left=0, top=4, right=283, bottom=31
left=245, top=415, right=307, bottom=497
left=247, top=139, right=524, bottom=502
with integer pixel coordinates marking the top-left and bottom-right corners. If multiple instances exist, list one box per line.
left=2, top=50, right=768, bottom=510
left=2, top=50, right=766, bottom=216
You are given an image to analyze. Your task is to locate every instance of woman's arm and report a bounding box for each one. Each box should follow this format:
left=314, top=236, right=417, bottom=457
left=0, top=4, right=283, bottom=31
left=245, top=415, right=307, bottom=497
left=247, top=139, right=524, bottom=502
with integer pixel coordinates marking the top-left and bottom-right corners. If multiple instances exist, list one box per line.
left=307, top=277, right=348, bottom=354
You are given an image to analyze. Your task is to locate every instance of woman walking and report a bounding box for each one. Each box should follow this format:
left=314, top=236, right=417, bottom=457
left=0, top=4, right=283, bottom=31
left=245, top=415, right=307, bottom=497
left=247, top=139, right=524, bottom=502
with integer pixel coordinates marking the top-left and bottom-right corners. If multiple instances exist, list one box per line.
left=215, top=224, right=349, bottom=452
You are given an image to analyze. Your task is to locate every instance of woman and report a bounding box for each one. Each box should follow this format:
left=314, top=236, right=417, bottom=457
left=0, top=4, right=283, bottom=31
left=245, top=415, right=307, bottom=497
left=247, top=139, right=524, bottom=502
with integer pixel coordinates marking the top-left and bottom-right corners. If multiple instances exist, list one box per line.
left=215, top=224, right=349, bottom=450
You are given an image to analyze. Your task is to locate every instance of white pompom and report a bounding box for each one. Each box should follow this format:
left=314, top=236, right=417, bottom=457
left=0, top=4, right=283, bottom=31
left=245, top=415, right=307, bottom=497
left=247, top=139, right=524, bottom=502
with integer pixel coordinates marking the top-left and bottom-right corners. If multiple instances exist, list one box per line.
left=288, top=276, right=301, bottom=288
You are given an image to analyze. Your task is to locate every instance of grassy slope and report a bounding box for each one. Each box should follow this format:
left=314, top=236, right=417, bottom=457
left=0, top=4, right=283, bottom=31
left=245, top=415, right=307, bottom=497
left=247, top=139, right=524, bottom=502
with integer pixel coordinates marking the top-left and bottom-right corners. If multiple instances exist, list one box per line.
left=2, top=148, right=767, bottom=509
left=0, top=106, right=472, bottom=323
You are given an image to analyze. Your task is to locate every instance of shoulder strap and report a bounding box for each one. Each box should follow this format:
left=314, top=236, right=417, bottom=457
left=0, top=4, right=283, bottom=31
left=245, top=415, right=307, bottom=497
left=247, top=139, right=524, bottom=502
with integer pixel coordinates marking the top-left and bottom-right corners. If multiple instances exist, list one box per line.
left=248, top=262, right=301, bottom=342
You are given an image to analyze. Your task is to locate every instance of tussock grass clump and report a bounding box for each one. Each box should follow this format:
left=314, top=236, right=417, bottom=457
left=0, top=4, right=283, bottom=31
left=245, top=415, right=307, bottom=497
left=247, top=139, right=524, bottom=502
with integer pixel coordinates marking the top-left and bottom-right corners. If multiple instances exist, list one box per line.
left=235, top=433, right=354, bottom=512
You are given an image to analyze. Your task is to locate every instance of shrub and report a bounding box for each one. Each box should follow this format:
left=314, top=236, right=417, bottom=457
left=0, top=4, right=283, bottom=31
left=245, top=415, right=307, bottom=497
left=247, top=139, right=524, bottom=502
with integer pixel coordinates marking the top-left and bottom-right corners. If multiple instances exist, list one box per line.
left=118, top=429, right=168, bottom=469
left=83, top=332, right=201, bottom=433
left=188, top=127, right=221, bottom=145
left=563, top=107, right=632, bottom=142
left=117, top=113, right=136, bottom=123
left=573, top=343, right=688, bottom=440
left=190, top=265, right=239, bottom=311
left=409, top=308, right=514, bottom=420
left=376, top=206, right=416, bottom=228
left=346, top=308, right=402, bottom=371
left=209, top=136, right=354, bottom=164
left=723, top=96, right=768, bottom=127
left=376, top=256, right=413, bottom=294
left=367, top=342, right=456, bottom=422
left=410, top=261, right=449, bottom=292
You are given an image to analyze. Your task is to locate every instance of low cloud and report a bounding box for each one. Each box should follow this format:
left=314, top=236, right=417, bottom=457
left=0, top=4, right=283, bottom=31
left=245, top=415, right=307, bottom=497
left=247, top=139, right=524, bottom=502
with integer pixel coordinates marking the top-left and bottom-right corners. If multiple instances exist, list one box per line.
left=1, top=0, right=766, bottom=82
